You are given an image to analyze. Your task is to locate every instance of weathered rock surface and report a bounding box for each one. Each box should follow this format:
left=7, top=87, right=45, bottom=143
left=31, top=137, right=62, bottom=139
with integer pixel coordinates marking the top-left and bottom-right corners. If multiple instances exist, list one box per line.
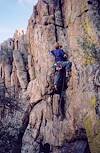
left=0, top=0, right=100, bottom=153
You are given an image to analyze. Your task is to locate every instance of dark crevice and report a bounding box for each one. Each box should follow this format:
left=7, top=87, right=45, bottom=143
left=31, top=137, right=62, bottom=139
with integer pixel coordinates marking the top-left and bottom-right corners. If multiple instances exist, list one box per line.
left=40, top=143, right=50, bottom=153
left=87, top=1, right=93, bottom=5
left=16, top=40, right=19, bottom=50
left=21, top=53, right=30, bottom=84
left=63, top=129, right=91, bottom=153
left=50, top=95, right=54, bottom=115
left=59, top=0, right=64, bottom=28
left=42, top=0, right=50, bottom=15
left=54, top=0, right=65, bottom=42
left=66, top=8, right=89, bottom=28
left=47, top=4, right=50, bottom=15
left=27, top=70, right=30, bottom=83
left=43, top=0, right=65, bottom=42
left=77, top=9, right=89, bottom=17
left=54, top=13, right=58, bottom=42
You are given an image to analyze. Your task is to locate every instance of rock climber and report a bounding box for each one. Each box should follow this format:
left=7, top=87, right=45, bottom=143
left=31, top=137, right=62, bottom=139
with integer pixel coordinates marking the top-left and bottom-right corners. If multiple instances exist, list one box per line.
left=49, top=42, right=72, bottom=90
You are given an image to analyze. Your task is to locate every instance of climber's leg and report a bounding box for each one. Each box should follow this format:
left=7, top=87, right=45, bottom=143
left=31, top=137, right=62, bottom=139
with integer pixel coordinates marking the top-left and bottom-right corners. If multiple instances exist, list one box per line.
left=62, top=61, right=72, bottom=77
left=62, top=61, right=72, bottom=71
left=54, top=71, right=60, bottom=90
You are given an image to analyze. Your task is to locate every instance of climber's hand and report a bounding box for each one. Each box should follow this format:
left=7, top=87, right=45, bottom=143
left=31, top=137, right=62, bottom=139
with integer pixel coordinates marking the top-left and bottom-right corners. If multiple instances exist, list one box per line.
left=64, top=53, right=68, bottom=59
left=48, top=50, right=50, bottom=53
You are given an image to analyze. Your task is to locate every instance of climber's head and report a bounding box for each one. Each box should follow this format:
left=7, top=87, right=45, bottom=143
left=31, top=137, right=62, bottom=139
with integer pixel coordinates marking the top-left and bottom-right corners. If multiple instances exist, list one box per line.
left=55, top=42, right=60, bottom=49
left=59, top=45, right=62, bottom=48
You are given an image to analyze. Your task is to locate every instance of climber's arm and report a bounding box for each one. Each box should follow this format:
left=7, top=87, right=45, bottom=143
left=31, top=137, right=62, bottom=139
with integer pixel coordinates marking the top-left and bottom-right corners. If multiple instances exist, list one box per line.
left=48, top=50, right=55, bottom=56
left=63, top=52, right=68, bottom=59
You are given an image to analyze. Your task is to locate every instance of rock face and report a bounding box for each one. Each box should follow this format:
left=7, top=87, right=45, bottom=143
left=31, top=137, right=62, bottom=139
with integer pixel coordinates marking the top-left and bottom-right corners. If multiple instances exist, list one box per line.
left=0, top=0, right=100, bottom=153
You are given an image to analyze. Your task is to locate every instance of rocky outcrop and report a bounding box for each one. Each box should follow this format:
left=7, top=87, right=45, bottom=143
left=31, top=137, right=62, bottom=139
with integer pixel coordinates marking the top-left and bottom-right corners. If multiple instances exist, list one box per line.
left=0, top=0, right=100, bottom=153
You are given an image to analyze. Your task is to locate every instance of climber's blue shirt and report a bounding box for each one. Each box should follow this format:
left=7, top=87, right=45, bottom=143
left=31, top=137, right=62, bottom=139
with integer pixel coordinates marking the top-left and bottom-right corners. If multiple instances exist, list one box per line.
left=50, top=49, right=65, bottom=62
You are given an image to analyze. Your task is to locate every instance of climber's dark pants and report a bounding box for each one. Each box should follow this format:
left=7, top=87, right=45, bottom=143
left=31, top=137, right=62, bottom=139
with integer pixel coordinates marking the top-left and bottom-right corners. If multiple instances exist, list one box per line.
left=54, top=61, right=72, bottom=86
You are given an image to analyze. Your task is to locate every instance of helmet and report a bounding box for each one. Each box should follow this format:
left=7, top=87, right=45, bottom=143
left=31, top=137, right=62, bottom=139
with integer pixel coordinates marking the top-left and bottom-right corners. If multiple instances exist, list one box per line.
left=54, top=42, right=61, bottom=49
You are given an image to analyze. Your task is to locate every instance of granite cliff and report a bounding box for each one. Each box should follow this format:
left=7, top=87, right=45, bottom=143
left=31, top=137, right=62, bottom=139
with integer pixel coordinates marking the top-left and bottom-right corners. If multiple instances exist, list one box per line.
left=0, top=0, right=100, bottom=153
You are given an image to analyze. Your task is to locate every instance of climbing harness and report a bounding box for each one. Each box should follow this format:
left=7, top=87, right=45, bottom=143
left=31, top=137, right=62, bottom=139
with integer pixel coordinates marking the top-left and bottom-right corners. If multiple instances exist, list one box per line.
left=54, top=62, right=63, bottom=71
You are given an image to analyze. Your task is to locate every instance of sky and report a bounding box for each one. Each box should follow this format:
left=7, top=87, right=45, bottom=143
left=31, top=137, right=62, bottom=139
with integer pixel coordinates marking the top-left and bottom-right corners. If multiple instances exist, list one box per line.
left=0, top=0, right=38, bottom=43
